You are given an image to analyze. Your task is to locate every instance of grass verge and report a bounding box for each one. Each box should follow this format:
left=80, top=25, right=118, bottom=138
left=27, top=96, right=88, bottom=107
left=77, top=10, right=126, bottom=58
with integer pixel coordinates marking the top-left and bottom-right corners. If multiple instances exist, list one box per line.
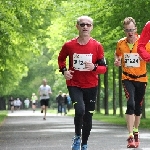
left=93, top=113, right=150, bottom=129
left=0, top=111, right=8, bottom=125
left=54, top=108, right=150, bottom=129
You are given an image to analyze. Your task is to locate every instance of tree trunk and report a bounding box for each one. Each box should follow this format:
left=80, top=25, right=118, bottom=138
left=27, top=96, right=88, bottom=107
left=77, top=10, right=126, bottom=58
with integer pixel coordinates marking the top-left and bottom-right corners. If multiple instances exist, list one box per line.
left=104, top=64, right=109, bottom=115
left=96, top=74, right=101, bottom=113
left=0, top=97, right=6, bottom=110
left=113, top=66, right=116, bottom=115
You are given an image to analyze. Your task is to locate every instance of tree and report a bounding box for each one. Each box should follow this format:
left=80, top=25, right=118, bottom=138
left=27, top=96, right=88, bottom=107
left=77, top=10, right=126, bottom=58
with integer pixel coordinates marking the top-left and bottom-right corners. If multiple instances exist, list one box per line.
left=3, top=0, right=150, bottom=115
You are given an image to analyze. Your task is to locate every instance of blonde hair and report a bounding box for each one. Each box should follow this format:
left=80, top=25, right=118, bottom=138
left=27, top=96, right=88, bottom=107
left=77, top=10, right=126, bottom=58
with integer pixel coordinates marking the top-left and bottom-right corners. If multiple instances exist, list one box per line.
left=77, top=16, right=93, bottom=24
left=123, top=17, right=136, bottom=26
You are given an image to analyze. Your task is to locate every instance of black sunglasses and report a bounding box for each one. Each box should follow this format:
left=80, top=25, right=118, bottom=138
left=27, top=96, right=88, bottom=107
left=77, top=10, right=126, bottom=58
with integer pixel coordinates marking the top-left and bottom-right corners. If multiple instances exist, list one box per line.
left=79, top=23, right=92, bottom=27
left=124, top=29, right=136, bottom=33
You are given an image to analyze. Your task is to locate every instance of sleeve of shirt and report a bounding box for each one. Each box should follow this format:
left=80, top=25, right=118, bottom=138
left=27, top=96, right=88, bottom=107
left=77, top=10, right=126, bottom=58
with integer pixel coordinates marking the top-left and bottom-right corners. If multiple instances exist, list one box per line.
left=95, top=43, right=107, bottom=74
left=137, top=21, right=150, bottom=61
left=58, top=43, right=68, bottom=72
left=115, top=41, right=122, bottom=57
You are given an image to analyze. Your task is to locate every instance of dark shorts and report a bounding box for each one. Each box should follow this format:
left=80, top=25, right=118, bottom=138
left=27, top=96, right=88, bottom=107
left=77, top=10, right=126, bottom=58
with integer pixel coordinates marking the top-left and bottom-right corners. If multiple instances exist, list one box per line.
left=122, top=80, right=147, bottom=115
left=40, top=99, right=49, bottom=106
left=67, top=86, right=97, bottom=114
left=32, top=103, right=36, bottom=105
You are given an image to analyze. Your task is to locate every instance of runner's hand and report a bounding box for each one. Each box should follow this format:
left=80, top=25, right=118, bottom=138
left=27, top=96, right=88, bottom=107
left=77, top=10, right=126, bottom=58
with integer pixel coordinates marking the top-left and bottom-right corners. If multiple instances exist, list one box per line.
left=85, top=62, right=94, bottom=71
left=64, top=70, right=74, bottom=80
left=114, top=59, right=121, bottom=66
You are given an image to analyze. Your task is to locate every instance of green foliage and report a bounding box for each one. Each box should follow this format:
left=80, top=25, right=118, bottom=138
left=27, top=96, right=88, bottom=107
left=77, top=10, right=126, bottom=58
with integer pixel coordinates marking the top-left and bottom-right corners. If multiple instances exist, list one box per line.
left=0, top=0, right=55, bottom=95
left=1, top=0, right=150, bottom=113
left=0, top=111, right=7, bottom=123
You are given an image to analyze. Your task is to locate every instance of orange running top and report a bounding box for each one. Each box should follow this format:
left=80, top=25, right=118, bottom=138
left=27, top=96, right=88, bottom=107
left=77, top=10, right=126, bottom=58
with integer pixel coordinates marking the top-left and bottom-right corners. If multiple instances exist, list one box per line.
left=115, top=35, right=150, bottom=82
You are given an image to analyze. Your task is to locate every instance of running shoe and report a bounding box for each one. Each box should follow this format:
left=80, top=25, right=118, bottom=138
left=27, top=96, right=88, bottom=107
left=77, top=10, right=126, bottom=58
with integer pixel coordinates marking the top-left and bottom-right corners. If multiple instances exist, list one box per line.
left=127, top=136, right=136, bottom=148
left=43, top=117, right=46, bottom=120
left=71, top=136, right=81, bottom=150
left=81, top=145, right=87, bottom=150
left=134, top=132, right=140, bottom=147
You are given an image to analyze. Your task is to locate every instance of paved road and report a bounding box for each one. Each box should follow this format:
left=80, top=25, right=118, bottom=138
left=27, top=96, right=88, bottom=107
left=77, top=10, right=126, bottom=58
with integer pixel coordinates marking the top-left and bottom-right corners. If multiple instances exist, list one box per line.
left=0, top=110, right=150, bottom=150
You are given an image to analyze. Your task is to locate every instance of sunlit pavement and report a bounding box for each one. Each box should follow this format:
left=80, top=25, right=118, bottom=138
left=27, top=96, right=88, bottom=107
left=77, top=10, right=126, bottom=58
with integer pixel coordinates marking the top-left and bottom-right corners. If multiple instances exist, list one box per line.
left=8, top=109, right=59, bottom=116
left=0, top=110, right=150, bottom=150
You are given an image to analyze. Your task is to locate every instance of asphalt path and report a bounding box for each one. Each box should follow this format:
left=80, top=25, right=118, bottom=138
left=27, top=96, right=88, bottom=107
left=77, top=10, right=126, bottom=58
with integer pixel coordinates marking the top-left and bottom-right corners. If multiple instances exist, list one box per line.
left=0, top=110, right=150, bottom=150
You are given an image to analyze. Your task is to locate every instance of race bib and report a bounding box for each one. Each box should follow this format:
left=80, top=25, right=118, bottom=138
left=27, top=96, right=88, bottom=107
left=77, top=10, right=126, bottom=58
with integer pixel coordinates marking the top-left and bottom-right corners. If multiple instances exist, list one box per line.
left=73, top=53, right=92, bottom=71
left=124, top=53, right=140, bottom=67
left=40, top=87, right=47, bottom=96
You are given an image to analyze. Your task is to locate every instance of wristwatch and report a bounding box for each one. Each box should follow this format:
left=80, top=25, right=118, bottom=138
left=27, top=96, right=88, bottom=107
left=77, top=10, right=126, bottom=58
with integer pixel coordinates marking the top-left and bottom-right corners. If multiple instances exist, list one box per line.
left=62, top=68, right=67, bottom=75
left=93, top=64, right=98, bottom=71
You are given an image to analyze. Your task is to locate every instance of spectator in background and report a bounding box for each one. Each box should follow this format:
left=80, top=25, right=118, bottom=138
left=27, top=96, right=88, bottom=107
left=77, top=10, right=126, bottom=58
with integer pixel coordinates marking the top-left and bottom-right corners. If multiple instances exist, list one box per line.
left=14, top=98, right=17, bottom=110
left=31, top=93, right=38, bottom=113
left=66, top=93, right=72, bottom=112
left=9, top=96, right=14, bottom=113
left=16, top=98, right=22, bottom=110
left=24, top=98, right=30, bottom=109
left=63, top=93, right=68, bottom=115
left=56, top=91, right=64, bottom=115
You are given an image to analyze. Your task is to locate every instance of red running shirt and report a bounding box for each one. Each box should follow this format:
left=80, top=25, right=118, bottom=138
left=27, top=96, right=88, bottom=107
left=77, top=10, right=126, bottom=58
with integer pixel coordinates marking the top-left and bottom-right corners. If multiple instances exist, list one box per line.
left=58, top=37, right=107, bottom=88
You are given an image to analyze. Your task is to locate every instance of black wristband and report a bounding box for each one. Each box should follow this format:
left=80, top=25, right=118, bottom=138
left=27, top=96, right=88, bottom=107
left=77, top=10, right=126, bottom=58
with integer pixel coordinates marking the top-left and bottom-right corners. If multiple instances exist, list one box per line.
left=61, top=68, right=67, bottom=75
left=92, top=64, right=98, bottom=71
